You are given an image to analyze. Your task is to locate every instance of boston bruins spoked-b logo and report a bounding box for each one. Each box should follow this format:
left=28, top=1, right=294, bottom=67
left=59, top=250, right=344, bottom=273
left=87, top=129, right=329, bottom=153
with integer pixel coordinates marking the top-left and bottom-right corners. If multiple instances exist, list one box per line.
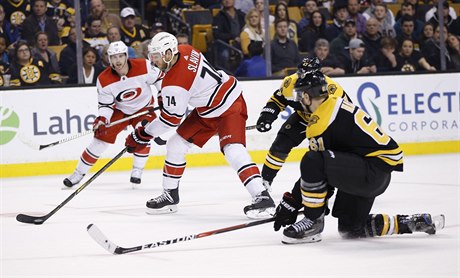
left=116, top=88, right=142, bottom=102
left=20, top=65, right=41, bottom=84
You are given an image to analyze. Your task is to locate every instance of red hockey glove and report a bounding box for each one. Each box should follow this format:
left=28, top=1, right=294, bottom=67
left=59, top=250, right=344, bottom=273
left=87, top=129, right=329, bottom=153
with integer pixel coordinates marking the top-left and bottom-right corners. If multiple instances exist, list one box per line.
left=93, top=116, right=109, bottom=136
left=125, top=126, right=153, bottom=153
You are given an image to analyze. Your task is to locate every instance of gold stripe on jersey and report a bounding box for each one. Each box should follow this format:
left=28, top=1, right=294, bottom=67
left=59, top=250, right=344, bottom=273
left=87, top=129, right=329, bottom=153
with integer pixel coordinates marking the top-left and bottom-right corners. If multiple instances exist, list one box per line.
left=306, top=96, right=342, bottom=138
left=381, top=214, right=390, bottom=236
left=301, top=190, right=327, bottom=208
left=264, top=152, right=285, bottom=170
left=269, top=94, right=285, bottom=110
left=393, top=216, right=399, bottom=234
left=278, top=73, right=297, bottom=99
left=365, top=148, right=404, bottom=167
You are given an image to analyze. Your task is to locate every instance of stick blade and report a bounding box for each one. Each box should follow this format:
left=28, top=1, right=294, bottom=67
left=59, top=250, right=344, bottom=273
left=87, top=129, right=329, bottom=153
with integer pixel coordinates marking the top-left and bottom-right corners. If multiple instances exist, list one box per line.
left=17, top=133, right=40, bottom=150
left=87, top=224, right=119, bottom=254
left=16, top=214, right=46, bottom=225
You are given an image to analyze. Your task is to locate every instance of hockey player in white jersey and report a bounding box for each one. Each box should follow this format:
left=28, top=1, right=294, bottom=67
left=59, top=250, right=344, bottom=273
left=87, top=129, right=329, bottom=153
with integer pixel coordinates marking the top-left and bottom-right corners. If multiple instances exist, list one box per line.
left=125, top=32, right=276, bottom=218
left=63, top=41, right=163, bottom=188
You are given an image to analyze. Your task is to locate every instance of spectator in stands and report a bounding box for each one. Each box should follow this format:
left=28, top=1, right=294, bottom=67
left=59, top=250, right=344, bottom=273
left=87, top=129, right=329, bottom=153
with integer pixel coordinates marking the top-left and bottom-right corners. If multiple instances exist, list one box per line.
left=427, top=1, right=457, bottom=34
left=89, top=0, right=121, bottom=33
left=107, top=26, right=136, bottom=58
left=235, top=40, right=266, bottom=77
left=46, top=0, right=74, bottom=39
left=374, top=36, right=398, bottom=72
left=21, top=0, right=60, bottom=46
left=235, top=0, right=255, bottom=14
left=119, top=7, right=149, bottom=53
left=419, top=22, right=434, bottom=51
left=347, top=0, right=366, bottom=36
left=213, top=0, right=246, bottom=62
left=84, top=17, right=108, bottom=54
left=299, top=10, right=327, bottom=52
left=254, top=0, right=274, bottom=31
left=270, top=18, right=301, bottom=75
left=422, top=25, right=457, bottom=70
left=60, top=27, right=90, bottom=76
left=270, top=2, right=298, bottom=44
left=67, top=46, right=103, bottom=84
left=31, top=31, right=61, bottom=83
left=240, top=8, right=264, bottom=57
left=452, top=17, right=460, bottom=37
left=298, top=0, right=319, bottom=32
left=1, top=0, right=30, bottom=28
left=0, top=4, right=20, bottom=45
left=138, top=22, right=165, bottom=60
left=363, top=0, right=395, bottom=28
left=394, top=3, right=423, bottom=40
left=176, top=33, right=190, bottom=45
left=325, top=1, right=349, bottom=42
left=95, top=43, right=110, bottom=69
left=371, top=3, right=396, bottom=38
left=394, top=0, right=427, bottom=22
left=337, top=38, right=376, bottom=74
left=0, top=34, right=9, bottom=67
left=312, top=38, right=345, bottom=75
left=396, top=38, right=436, bottom=72
left=329, top=19, right=358, bottom=57
left=9, top=41, right=58, bottom=86
left=447, top=34, right=460, bottom=69
left=361, top=17, right=382, bottom=61
left=425, top=0, right=457, bottom=22
left=396, top=15, right=422, bottom=51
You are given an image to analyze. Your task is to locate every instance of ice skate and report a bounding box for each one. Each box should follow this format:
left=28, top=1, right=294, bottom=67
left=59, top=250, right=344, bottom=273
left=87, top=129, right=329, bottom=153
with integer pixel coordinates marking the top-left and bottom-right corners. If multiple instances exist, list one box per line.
left=62, top=171, right=85, bottom=189
left=282, top=214, right=324, bottom=244
left=406, top=213, right=444, bottom=235
left=146, top=188, right=179, bottom=214
left=243, top=190, right=275, bottom=219
left=130, top=167, right=143, bottom=188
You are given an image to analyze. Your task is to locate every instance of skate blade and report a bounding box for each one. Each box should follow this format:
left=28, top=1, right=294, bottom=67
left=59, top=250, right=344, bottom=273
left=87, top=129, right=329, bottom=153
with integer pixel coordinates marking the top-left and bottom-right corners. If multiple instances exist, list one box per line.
left=282, top=233, right=322, bottom=244
left=433, top=214, right=445, bottom=231
left=146, top=205, right=178, bottom=215
left=245, top=207, right=275, bottom=219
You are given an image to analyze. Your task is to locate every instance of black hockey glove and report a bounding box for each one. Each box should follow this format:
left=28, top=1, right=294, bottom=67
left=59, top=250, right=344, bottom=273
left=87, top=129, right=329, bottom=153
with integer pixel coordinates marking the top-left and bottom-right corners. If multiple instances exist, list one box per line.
left=273, top=192, right=302, bottom=231
left=256, top=107, right=278, bottom=132
left=125, top=126, right=153, bottom=153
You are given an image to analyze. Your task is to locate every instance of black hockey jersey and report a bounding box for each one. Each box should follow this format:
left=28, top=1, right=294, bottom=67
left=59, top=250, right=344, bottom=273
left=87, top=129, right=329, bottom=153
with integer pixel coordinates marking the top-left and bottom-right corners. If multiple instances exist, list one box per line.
left=306, top=96, right=403, bottom=172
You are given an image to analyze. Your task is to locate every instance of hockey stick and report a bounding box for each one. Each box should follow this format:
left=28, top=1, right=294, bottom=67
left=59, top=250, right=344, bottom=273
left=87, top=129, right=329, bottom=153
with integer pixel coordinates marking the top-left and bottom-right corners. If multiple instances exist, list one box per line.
left=16, top=147, right=128, bottom=225
left=20, top=107, right=160, bottom=151
left=87, top=216, right=276, bottom=255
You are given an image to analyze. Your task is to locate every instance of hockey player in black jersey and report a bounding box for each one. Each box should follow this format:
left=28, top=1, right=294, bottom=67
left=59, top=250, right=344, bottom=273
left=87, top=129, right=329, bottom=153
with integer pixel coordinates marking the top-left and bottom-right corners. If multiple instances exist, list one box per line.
left=272, top=71, right=445, bottom=244
left=256, top=57, right=351, bottom=191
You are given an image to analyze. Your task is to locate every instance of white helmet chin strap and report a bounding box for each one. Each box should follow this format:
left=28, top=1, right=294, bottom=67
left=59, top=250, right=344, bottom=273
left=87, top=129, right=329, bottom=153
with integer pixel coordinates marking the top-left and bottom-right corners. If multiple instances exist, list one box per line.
left=161, top=50, right=174, bottom=72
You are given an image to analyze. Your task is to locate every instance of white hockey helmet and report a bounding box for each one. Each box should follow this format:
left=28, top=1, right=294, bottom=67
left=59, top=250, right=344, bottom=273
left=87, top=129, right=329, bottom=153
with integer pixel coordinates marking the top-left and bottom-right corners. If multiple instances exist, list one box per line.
left=107, top=41, right=128, bottom=69
left=148, top=32, right=178, bottom=70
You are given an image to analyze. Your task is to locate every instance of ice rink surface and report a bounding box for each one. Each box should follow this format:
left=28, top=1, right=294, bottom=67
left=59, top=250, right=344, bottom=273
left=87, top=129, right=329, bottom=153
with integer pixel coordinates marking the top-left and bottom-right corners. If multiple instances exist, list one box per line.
left=1, top=153, right=459, bottom=278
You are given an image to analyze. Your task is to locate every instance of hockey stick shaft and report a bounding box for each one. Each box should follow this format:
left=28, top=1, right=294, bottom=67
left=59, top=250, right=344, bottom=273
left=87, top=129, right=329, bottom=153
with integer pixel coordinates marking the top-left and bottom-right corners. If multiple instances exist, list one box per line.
left=16, top=148, right=128, bottom=225
left=28, top=107, right=159, bottom=150
left=87, top=216, right=275, bottom=254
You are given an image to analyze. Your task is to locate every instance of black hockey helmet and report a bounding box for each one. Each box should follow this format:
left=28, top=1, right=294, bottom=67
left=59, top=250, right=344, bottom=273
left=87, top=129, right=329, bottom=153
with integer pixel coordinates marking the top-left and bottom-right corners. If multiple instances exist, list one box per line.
left=294, top=71, right=328, bottom=100
left=297, top=57, right=321, bottom=75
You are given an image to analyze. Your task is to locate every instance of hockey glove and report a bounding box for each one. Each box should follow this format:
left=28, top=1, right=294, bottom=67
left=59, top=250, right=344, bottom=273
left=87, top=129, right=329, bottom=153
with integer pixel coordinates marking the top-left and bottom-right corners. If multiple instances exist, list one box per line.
left=256, top=108, right=278, bottom=133
left=125, top=126, right=153, bottom=153
left=93, top=116, right=109, bottom=136
left=273, top=192, right=302, bottom=231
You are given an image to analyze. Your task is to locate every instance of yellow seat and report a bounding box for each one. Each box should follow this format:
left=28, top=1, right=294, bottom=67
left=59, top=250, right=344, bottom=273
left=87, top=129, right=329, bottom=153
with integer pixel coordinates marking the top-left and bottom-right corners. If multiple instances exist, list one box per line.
left=288, top=6, right=303, bottom=23
left=192, top=24, right=213, bottom=53
left=48, top=44, right=67, bottom=61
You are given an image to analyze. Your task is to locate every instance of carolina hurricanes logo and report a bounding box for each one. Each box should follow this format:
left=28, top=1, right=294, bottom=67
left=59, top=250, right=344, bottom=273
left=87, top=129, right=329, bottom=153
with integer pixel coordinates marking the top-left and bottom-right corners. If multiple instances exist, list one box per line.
left=116, top=88, right=142, bottom=102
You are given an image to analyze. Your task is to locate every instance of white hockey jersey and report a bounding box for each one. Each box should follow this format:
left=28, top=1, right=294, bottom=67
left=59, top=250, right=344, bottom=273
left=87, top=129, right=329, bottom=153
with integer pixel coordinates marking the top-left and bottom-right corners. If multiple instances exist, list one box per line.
left=144, top=45, right=242, bottom=136
left=96, top=58, right=163, bottom=119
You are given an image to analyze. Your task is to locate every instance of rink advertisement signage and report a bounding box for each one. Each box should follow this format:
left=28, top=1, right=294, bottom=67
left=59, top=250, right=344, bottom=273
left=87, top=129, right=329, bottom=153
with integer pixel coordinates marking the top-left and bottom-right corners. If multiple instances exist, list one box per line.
left=331, top=73, right=459, bottom=143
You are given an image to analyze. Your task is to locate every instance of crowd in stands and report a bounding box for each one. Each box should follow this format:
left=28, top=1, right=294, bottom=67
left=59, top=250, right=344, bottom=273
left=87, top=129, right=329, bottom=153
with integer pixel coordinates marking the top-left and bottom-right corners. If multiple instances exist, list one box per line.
left=0, top=0, right=459, bottom=87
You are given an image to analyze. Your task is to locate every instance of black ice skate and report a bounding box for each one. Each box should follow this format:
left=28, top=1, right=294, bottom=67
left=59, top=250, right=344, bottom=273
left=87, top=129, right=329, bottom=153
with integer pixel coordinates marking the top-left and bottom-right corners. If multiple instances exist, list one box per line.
left=146, top=188, right=179, bottom=214
left=130, top=167, right=143, bottom=187
left=400, top=213, right=445, bottom=235
left=282, top=214, right=324, bottom=244
left=243, top=190, right=275, bottom=219
left=63, top=171, right=85, bottom=188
